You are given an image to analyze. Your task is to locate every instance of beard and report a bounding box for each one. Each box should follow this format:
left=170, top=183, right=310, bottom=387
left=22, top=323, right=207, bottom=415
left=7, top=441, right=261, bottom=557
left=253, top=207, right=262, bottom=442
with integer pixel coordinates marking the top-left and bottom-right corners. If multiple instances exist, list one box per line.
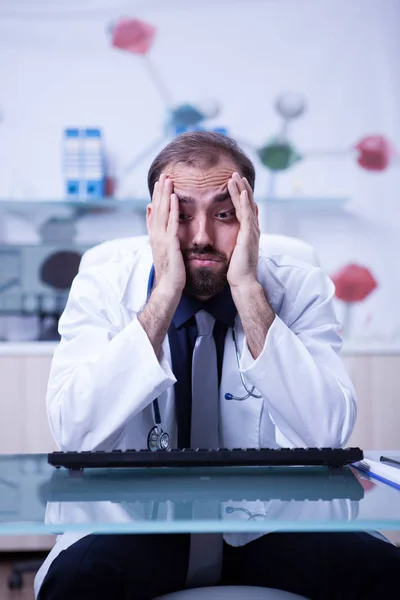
left=182, top=246, right=229, bottom=298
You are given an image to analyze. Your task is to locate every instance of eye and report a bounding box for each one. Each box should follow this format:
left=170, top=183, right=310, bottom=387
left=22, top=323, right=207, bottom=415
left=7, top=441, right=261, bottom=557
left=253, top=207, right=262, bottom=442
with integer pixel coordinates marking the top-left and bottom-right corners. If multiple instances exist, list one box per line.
left=216, top=210, right=236, bottom=220
left=179, top=213, right=191, bottom=222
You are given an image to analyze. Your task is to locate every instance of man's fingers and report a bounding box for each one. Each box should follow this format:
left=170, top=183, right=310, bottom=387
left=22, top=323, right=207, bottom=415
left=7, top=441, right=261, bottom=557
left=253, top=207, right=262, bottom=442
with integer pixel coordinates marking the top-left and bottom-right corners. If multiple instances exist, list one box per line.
left=233, top=171, right=246, bottom=193
left=159, top=177, right=173, bottom=227
left=152, top=174, right=173, bottom=229
left=239, top=190, right=252, bottom=224
left=228, top=178, right=242, bottom=221
left=152, top=177, right=162, bottom=207
left=239, top=176, right=259, bottom=227
left=231, top=173, right=257, bottom=220
left=229, top=175, right=252, bottom=226
left=231, top=173, right=251, bottom=223
left=151, top=177, right=163, bottom=224
left=152, top=180, right=159, bottom=202
left=240, top=175, right=257, bottom=212
left=167, top=193, right=179, bottom=237
left=242, top=177, right=255, bottom=204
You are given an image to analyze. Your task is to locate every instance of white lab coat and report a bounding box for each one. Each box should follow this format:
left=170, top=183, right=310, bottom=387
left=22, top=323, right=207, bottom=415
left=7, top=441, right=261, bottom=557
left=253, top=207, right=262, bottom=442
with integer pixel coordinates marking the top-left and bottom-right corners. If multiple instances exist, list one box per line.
left=35, top=238, right=358, bottom=597
left=46, top=236, right=356, bottom=453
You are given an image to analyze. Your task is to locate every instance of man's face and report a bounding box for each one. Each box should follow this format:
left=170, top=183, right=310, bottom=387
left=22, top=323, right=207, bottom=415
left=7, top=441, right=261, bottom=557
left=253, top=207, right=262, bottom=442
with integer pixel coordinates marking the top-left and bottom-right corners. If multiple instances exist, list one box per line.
left=163, top=157, right=241, bottom=299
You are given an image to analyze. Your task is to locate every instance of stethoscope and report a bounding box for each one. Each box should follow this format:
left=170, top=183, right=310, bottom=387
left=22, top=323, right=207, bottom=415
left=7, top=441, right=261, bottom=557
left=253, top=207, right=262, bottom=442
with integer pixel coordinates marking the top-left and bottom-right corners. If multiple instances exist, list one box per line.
left=225, top=506, right=268, bottom=521
left=146, top=266, right=262, bottom=452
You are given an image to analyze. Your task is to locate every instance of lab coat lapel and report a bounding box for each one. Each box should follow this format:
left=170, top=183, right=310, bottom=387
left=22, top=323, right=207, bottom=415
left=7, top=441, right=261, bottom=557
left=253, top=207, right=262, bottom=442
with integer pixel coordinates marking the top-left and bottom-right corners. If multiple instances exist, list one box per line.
left=119, top=241, right=174, bottom=431
left=120, top=240, right=173, bottom=366
left=121, top=239, right=154, bottom=314
left=256, top=254, right=286, bottom=315
left=219, top=317, right=263, bottom=449
left=219, top=256, right=287, bottom=449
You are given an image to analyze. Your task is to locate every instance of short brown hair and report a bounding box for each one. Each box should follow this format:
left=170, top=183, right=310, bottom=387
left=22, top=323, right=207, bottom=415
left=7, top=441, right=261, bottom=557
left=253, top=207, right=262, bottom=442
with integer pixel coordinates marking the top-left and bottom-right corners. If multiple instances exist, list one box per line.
left=147, top=131, right=256, bottom=196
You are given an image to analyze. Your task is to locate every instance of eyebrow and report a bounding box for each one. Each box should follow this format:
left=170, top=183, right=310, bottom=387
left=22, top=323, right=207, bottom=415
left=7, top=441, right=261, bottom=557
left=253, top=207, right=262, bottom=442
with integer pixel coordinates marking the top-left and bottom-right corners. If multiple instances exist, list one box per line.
left=176, top=191, right=231, bottom=205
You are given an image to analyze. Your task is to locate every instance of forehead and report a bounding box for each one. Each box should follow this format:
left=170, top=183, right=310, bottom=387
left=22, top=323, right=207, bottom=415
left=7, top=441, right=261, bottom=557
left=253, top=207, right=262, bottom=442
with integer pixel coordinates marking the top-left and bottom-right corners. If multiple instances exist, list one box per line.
left=163, top=156, right=238, bottom=198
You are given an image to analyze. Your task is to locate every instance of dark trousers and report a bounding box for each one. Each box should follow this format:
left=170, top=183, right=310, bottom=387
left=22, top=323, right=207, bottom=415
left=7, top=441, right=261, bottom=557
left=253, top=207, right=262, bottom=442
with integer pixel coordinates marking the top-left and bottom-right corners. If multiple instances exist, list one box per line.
left=38, top=532, right=400, bottom=600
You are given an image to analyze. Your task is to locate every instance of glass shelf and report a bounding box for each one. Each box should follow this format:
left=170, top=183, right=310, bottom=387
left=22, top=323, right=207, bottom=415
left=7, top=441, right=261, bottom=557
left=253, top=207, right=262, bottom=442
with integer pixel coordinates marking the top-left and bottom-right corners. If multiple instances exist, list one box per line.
left=263, top=197, right=349, bottom=210
left=0, top=197, right=349, bottom=212
left=0, top=198, right=149, bottom=211
left=0, top=196, right=350, bottom=248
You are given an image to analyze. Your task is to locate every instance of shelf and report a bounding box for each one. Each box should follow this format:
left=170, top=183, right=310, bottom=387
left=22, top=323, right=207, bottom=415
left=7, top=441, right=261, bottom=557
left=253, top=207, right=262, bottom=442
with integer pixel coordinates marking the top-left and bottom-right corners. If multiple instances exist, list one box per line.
left=0, top=196, right=349, bottom=246
left=0, top=197, right=348, bottom=211
left=263, top=197, right=349, bottom=210
left=0, top=198, right=149, bottom=211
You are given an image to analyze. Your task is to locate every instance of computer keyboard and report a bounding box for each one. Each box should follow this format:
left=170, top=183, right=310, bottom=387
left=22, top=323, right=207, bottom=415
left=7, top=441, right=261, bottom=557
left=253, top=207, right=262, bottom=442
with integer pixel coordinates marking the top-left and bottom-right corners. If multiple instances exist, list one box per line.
left=48, top=447, right=363, bottom=470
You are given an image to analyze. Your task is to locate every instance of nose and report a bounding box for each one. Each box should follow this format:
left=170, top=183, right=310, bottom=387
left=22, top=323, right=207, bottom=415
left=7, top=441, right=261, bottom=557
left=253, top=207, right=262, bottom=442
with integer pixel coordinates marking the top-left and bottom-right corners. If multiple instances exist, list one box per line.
left=191, top=215, right=214, bottom=248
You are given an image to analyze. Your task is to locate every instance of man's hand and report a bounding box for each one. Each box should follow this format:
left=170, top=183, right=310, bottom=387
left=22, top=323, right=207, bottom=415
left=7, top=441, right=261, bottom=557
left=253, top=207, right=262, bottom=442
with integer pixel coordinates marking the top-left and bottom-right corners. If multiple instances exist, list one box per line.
left=227, top=172, right=260, bottom=290
left=227, top=173, right=275, bottom=359
left=140, top=175, right=185, bottom=357
left=147, top=174, right=186, bottom=301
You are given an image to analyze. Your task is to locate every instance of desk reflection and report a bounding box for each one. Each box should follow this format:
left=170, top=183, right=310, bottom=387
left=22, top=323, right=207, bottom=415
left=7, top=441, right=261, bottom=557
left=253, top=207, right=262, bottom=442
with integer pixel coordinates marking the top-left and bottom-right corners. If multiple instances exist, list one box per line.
left=35, top=467, right=368, bottom=600
left=43, top=466, right=364, bottom=533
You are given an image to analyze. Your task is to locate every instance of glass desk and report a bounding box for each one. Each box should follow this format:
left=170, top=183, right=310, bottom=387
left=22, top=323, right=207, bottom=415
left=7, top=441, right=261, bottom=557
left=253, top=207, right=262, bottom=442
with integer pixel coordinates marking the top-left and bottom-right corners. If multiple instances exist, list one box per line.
left=0, top=452, right=399, bottom=536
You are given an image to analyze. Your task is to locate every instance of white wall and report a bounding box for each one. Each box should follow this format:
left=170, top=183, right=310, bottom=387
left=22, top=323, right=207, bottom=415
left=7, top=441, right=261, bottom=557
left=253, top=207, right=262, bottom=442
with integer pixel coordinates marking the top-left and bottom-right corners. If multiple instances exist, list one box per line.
left=0, top=0, right=399, bottom=344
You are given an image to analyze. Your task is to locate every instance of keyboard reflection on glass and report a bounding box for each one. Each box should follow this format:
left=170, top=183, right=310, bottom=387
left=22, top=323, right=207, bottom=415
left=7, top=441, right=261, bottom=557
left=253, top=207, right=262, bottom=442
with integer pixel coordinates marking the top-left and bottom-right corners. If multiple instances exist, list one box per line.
left=46, top=466, right=365, bottom=503
left=48, top=447, right=363, bottom=470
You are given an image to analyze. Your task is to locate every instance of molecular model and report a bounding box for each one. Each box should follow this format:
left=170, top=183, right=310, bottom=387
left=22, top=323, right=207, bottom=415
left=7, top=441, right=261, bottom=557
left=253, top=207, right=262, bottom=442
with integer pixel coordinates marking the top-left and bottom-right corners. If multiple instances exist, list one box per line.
left=109, top=18, right=398, bottom=196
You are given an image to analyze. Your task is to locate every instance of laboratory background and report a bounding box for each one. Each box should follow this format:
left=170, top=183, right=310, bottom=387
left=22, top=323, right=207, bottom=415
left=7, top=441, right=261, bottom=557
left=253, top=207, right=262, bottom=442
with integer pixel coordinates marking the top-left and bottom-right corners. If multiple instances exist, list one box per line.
left=0, top=0, right=399, bottom=583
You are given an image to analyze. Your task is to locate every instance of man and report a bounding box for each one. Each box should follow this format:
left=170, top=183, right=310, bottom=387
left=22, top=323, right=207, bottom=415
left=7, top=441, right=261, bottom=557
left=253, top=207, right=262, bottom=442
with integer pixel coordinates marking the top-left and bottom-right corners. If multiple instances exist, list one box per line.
left=36, top=132, right=399, bottom=599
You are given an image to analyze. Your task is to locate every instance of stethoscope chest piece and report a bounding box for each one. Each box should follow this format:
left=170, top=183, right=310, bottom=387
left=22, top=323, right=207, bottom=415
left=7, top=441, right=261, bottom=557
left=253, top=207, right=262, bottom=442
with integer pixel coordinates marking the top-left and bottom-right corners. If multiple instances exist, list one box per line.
left=147, top=426, right=171, bottom=451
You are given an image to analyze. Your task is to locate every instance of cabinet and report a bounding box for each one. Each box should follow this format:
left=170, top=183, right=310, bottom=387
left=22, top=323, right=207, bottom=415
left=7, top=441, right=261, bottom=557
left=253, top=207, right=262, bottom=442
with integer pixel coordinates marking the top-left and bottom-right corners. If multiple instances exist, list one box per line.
left=0, top=348, right=57, bottom=454
left=0, top=346, right=57, bottom=551
left=345, top=354, right=400, bottom=450
left=344, top=352, right=400, bottom=546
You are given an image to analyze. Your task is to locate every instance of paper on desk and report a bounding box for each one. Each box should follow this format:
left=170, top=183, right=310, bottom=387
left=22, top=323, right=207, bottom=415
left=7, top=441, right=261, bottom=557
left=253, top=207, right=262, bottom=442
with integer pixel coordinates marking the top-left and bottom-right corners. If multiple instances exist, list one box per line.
left=356, top=459, right=400, bottom=486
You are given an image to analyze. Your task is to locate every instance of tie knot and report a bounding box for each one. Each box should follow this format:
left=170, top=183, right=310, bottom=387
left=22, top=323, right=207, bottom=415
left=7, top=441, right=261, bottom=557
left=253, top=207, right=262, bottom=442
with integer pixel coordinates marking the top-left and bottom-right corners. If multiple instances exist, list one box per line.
left=195, top=310, right=215, bottom=337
